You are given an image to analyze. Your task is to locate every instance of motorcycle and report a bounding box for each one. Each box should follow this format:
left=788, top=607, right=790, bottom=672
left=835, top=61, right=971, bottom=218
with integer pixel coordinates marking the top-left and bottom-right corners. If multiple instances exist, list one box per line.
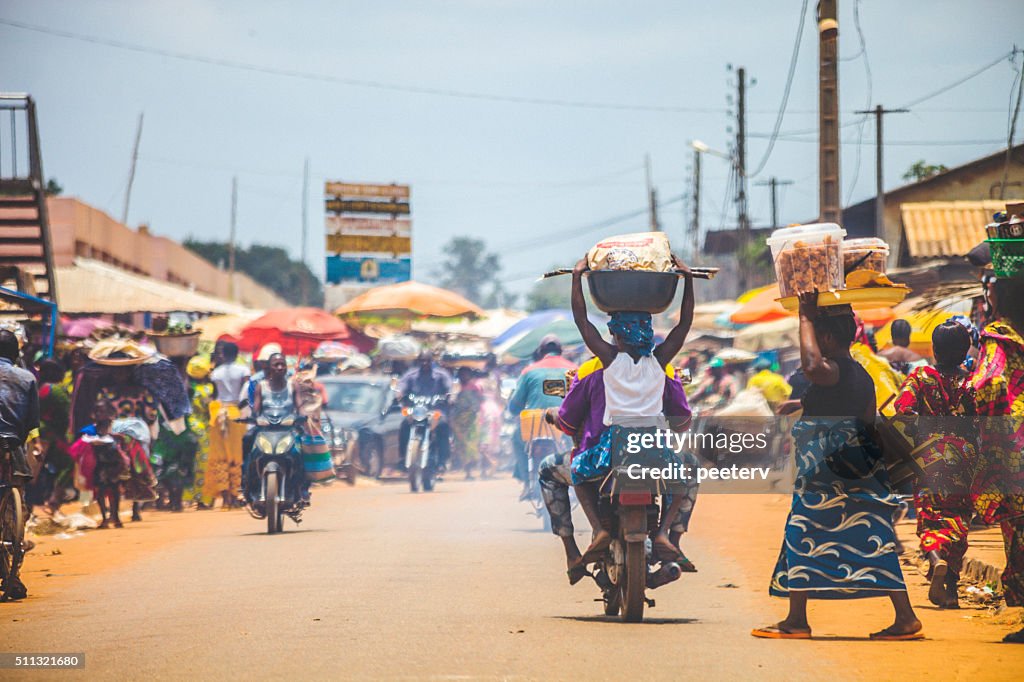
left=541, top=379, right=683, bottom=623
left=402, top=394, right=447, bottom=493
left=240, top=412, right=306, bottom=534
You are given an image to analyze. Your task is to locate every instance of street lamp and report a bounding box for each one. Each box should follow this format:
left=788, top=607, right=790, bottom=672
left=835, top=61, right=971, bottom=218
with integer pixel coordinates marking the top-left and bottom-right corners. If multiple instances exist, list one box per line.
left=688, top=140, right=733, bottom=259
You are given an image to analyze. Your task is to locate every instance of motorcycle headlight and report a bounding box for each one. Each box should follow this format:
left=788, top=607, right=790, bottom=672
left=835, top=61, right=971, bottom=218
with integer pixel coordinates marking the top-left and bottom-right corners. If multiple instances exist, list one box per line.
left=255, top=433, right=273, bottom=453
left=411, top=405, right=429, bottom=421
left=274, top=433, right=295, bottom=454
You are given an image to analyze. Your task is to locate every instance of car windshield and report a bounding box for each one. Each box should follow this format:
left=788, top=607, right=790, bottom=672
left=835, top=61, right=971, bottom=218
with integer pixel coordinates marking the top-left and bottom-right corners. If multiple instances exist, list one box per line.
left=324, top=382, right=385, bottom=414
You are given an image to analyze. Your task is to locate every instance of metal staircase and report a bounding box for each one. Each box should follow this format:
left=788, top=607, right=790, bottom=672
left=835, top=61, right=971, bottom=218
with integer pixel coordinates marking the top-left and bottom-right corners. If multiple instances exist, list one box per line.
left=0, top=93, right=58, bottom=306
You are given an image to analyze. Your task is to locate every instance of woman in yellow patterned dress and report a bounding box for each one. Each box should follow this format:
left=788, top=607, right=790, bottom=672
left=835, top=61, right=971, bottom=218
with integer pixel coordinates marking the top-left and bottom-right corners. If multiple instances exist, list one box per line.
left=184, top=356, right=214, bottom=508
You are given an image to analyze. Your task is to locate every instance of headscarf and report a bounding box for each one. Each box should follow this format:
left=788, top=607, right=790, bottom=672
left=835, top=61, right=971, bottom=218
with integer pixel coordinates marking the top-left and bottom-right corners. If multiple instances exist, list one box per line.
left=186, top=355, right=211, bottom=380
left=607, top=312, right=655, bottom=356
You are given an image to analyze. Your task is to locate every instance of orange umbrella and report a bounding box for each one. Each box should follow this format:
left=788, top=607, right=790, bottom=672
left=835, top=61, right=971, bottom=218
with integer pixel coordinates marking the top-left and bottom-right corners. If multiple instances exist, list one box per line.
left=334, top=281, right=484, bottom=319
left=730, top=284, right=791, bottom=325
left=730, top=283, right=896, bottom=327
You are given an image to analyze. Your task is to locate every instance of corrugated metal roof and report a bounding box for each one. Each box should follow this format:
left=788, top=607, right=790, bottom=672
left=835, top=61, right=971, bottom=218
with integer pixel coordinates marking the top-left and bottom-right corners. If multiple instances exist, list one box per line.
left=56, top=258, right=253, bottom=315
left=900, top=200, right=1004, bottom=258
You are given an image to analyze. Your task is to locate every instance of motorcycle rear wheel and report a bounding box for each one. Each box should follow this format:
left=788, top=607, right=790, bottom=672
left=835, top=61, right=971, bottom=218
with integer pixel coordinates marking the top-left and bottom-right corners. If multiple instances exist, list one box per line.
left=265, top=471, right=280, bottom=535
left=0, top=487, right=25, bottom=596
left=620, top=540, right=646, bottom=623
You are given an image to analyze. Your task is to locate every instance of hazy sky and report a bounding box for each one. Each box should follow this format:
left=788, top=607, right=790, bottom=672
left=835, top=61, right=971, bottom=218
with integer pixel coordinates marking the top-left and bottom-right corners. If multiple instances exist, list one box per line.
left=2, top=0, right=1022, bottom=296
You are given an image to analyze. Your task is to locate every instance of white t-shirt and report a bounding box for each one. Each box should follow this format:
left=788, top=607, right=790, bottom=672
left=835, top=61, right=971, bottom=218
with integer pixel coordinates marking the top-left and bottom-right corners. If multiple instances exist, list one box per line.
left=210, top=363, right=250, bottom=404
left=602, top=353, right=665, bottom=426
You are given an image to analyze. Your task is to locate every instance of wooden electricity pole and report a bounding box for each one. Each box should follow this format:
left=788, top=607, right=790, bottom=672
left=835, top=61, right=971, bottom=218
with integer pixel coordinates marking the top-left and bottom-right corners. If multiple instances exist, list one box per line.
left=854, top=105, right=908, bottom=240
left=818, top=0, right=841, bottom=223
left=229, top=176, right=237, bottom=302
left=755, top=177, right=794, bottom=228
left=121, top=112, right=143, bottom=225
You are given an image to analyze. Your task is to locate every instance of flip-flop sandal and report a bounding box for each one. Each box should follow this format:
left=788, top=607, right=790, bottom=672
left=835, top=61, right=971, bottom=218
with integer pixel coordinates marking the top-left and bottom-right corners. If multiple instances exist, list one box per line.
left=567, top=564, right=589, bottom=585
left=869, top=630, right=925, bottom=641
left=751, top=625, right=811, bottom=640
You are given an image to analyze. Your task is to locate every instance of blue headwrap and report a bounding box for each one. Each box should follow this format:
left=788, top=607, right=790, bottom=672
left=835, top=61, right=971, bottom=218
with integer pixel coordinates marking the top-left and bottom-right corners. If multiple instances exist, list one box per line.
left=607, top=312, right=655, bottom=356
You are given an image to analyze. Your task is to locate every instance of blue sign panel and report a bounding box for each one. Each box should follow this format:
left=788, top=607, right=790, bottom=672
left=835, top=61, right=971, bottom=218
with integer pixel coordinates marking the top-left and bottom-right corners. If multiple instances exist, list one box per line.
left=326, top=255, right=411, bottom=285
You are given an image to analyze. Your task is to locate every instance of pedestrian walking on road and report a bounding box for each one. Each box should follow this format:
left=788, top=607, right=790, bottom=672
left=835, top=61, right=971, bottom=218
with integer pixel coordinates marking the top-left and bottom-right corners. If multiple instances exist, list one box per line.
left=969, top=275, right=1024, bottom=644
left=753, top=295, right=922, bottom=641
left=894, top=321, right=977, bottom=609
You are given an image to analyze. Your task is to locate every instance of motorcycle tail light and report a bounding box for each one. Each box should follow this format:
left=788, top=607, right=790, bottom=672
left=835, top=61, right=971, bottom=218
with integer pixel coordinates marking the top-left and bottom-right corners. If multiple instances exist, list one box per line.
left=619, top=492, right=653, bottom=505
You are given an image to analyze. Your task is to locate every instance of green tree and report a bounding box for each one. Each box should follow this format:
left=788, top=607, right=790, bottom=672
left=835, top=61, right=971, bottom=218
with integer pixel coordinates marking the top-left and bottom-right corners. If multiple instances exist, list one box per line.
left=902, top=160, right=948, bottom=183
left=184, top=239, right=323, bottom=306
left=44, top=178, right=63, bottom=195
left=433, top=237, right=514, bottom=309
left=525, top=268, right=570, bottom=312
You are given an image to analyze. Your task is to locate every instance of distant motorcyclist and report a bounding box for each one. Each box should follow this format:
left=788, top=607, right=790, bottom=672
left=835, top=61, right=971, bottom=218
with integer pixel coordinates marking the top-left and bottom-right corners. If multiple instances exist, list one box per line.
left=247, top=353, right=309, bottom=505
left=507, top=335, right=576, bottom=486
left=396, top=351, right=453, bottom=471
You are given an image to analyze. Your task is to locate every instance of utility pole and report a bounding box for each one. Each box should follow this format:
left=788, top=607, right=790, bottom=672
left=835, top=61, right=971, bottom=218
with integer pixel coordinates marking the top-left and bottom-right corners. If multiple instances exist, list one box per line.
left=690, top=146, right=701, bottom=259
left=300, top=157, right=310, bottom=305
left=121, top=112, right=144, bottom=225
left=755, top=177, right=795, bottom=229
left=855, top=105, right=908, bottom=240
left=645, top=154, right=659, bottom=231
left=229, top=176, right=237, bottom=302
left=735, top=67, right=749, bottom=243
left=818, top=0, right=841, bottom=224
left=732, top=66, right=752, bottom=291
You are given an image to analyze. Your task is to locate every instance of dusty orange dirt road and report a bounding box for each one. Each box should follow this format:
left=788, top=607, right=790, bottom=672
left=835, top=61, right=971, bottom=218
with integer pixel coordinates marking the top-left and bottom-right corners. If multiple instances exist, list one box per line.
left=3, top=478, right=1023, bottom=680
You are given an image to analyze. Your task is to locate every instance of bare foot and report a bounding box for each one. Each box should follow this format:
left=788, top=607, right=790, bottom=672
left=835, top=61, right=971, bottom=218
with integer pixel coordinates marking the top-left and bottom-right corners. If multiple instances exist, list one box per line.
left=577, top=529, right=612, bottom=565
left=928, top=561, right=948, bottom=606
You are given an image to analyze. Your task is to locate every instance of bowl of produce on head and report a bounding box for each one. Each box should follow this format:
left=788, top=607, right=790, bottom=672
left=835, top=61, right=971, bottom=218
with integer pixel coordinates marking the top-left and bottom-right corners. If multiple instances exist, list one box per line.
left=586, top=270, right=680, bottom=314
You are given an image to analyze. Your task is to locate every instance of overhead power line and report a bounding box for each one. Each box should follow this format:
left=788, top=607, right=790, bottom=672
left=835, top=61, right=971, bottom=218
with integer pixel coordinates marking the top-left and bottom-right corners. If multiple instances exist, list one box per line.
left=748, top=0, right=809, bottom=178
left=750, top=48, right=1017, bottom=138
left=0, top=17, right=724, bottom=115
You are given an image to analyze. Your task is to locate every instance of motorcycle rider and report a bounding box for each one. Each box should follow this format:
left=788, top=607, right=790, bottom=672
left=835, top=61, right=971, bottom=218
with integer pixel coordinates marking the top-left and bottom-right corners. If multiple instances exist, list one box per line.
left=507, top=335, right=576, bottom=488
left=396, top=351, right=453, bottom=472
left=566, top=253, right=696, bottom=574
left=248, top=353, right=309, bottom=506
left=540, top=351, right=699, bottom=584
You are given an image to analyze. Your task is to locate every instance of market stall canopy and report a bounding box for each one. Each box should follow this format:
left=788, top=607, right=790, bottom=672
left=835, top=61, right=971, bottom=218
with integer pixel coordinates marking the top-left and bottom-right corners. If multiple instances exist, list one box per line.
left=496, top=318, right=584, bottom=361
left=874, top=303, right=970, bottom=358
left=412, top=308, right=526, bottom=339
left=334, top=281, right=484, bottom=320
left=733, top=317, right=800, bottom=352
left=61, top=316, right=126, bottom=339
left=730, top=284, right=790, bottom=325
left=730, top=283, right=896, bottom=327
left=223, top=307, right=370, bottom=356
left=491, top=309, right=605, bottom=348
left=56, top=258, right=251, bottom=315
left=192, top=312, right=263, bottom=343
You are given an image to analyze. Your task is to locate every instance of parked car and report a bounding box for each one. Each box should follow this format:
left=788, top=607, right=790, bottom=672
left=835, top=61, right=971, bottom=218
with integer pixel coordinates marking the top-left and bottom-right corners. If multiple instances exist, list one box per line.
left=320, top=374, right=404, bottom=477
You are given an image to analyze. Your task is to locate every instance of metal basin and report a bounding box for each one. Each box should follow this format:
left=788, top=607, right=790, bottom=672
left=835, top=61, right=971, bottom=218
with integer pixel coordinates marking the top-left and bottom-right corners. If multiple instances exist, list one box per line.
left=586, top=270, right=679, bottom=314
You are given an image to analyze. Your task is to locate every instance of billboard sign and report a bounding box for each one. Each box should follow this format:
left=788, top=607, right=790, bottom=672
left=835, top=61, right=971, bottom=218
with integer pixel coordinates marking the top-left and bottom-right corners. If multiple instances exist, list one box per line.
left=325, top=181, right=412, bottom=285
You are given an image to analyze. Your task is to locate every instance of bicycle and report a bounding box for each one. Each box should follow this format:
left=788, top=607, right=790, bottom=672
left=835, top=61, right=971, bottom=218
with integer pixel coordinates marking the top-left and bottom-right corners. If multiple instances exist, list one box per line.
left=0, top=440, right=26, bottom=601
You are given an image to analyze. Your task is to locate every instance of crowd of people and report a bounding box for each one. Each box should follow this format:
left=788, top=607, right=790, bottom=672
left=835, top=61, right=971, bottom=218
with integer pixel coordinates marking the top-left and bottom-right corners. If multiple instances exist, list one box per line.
left=2, top=255, right=1022, bottom=644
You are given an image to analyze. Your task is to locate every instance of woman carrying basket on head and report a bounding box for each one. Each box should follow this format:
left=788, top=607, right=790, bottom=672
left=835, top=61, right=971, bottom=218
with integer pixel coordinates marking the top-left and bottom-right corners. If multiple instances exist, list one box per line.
left=567, top=253, right=695, bottom=571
